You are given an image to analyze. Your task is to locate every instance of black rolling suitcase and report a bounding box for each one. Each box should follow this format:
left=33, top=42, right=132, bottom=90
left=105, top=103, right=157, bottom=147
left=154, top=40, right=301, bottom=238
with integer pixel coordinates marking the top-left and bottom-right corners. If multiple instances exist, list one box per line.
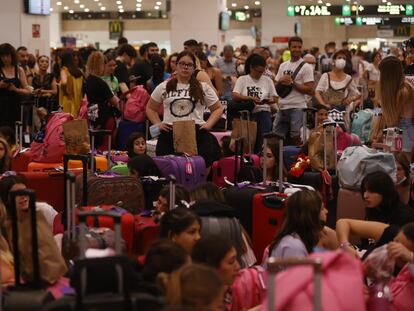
left=4, top=189, right=54, bottom=311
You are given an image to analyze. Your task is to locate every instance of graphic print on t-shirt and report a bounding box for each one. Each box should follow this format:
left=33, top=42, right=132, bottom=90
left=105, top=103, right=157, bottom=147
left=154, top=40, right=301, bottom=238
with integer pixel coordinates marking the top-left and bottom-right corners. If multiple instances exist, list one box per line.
left=162, top=87, right=196, bottom=118
left=247, top=86, right=263, bottom=99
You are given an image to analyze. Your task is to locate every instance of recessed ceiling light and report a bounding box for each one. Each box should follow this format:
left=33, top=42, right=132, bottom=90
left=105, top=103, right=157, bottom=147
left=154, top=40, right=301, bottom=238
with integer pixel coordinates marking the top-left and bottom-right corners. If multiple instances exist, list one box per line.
left=154, top=5, right=160, bottom=10
left=98, top=3, right=102, bottom=6
left=136, top=3, right=142, bottom=7
left=50, top=7, right=54, bottom=11
left=100, top=6, right=106, bottom=10
left=326, top=3, right=331, bottom=6
left=84, top=8, right=89, bottom=12
left=136, top=7, right=141, bottom=11
left=80, top=4, right=84, bottom=8
left=63, top=6, right=69, bottom=10
left=94, top=0, right=98, bottom=2
left=231, top=3, right=236, bottom=7
left=118, top=5, right=123, bottom=9
left=244, top=5, right=249, bottom=9
left=137, top=0, right=142, bottom=2
left=69, top=10, right=74, bottom=13
left=254, top=1, right=260, bottom=5
left=116, top=1, right=122, bottom=4
left=148, top=12, right=152, bottom=16
left=119, top=9, right=124, bottom=13
left=74, top=0, right=79, bottom=4
left=156, top=1, right=162, bottom=5
left=56, top=1, right=62, bottom=5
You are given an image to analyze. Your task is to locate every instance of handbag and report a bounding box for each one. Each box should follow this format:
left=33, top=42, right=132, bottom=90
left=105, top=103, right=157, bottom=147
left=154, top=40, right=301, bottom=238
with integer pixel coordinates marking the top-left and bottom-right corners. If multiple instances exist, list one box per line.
left=322, top=73, right=352, bottom=107
left=276, top=61, right=306, bottom=98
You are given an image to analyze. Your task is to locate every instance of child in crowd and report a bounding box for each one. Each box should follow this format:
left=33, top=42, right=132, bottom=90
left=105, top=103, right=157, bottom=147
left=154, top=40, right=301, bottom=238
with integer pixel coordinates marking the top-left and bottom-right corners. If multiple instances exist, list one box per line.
left=127, top=154, right=162, bottom=179
left=126, top=132, right=147, bottom=158
left=154, top=184, right=190, bottom=214
left=159, top=208, right=201, bottom=254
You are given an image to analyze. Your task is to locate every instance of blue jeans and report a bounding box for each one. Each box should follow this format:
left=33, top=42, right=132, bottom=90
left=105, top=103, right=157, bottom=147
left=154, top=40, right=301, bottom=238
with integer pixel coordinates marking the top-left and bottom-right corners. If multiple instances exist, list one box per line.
left=253, top=111, right=272, bottom=153
left=273, top=108, right=303, bottom=139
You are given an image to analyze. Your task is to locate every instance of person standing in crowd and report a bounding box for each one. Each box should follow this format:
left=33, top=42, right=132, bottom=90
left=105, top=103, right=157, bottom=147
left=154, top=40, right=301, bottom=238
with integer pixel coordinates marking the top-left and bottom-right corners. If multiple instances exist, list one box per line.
left=215, top=45, right=238, bottom=101
left=85, top=51, right=119, bottom=151
left=319, top=41, right=336, bottom=74
left=114, top=43, right=137, bottom=95
left=0, top=43, right=31, bottom=128
left=117, top=36, right=128, bottom=47
left=166, top=52, right=178, bottom=75
left=32, top=55, right=58, bottom=111
left=233, top=53, right=277, bottom=152
left=146, top=51, right=223, bottom=173
left=183, top=39, right=200, bottom=55
left=208, top=44, right=220, bottom=66
left=303, top=53, right=321, bottom=107
left=129, top=42, right=159, bottom=87
left=146, top=55, right=170, bottom=93
left=379, top=56, right=414, bottom=154
left=16, top=46, right=31, bottom=81
left=59, top=49, right=84, bottom=117
left=315, top=49, right=360, bottom=111
left=273, top=36, right=314, bottom=146
left=196, top=51, right=223, bottom=97
left=403, top=37, right=414, bottom=79
left=102, top=49, right=120, bottom=95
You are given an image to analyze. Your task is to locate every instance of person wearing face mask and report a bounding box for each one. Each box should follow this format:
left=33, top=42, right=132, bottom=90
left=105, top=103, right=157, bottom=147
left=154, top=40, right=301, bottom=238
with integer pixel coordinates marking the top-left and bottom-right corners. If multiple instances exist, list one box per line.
left=303, top=54, right=321, bottom=107
left=315, top=49, right=361, bottom=111
left=208, top=44, right=220, bottom=66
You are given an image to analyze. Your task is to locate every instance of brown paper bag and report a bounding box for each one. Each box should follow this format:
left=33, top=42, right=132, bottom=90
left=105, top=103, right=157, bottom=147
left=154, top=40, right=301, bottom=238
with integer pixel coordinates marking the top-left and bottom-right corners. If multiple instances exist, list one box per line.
left=308, top=126, right=336, bottom=171
left=63, top=119, right=91, bottom=155
left=231, top=118, right=257, bottom=154
left=173, top=120, right=198, bottom=156
left=7, top=210, right=68, bottom=284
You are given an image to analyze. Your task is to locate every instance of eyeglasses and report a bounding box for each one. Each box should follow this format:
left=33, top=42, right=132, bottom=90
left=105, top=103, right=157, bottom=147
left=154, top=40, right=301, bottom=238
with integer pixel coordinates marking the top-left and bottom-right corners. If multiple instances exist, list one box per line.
left=178, top=62, right=195, bottom=69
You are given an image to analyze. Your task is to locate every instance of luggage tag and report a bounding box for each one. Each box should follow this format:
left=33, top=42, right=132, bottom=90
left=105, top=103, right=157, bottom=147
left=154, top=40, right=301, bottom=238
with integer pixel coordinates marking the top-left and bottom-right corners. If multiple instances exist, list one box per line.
left=24, top=133, right=31, bottom=144
left=185, top=156, right=193, bottom=175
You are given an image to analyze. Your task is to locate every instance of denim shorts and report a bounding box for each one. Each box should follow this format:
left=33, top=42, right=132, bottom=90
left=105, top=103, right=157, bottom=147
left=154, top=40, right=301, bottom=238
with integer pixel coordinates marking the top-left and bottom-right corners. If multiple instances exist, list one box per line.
left=397, top=117, right=414, bottom=152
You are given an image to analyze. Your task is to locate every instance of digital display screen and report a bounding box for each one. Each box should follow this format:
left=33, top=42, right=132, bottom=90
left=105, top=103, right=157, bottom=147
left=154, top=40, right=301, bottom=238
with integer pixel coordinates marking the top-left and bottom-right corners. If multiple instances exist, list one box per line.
left=287, top=4, right=414, bottom=17
left=25, top=0, right=51, bottom=15
left=219, top=12, right=230, bottom=30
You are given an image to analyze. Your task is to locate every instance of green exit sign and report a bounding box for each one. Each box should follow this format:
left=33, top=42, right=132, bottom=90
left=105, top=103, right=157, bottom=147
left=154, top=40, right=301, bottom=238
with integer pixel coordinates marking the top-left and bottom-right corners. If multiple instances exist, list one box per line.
left=342, top=4, right=351, bottom=16
left=407, top=4, right=414, bottom=15
left=356, top=16, right=363, bottom=25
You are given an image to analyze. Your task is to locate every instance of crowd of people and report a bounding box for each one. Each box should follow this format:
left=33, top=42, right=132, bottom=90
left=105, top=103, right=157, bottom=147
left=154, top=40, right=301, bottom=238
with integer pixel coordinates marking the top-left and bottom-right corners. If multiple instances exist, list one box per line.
left=0, top=35, right=413, bottom=310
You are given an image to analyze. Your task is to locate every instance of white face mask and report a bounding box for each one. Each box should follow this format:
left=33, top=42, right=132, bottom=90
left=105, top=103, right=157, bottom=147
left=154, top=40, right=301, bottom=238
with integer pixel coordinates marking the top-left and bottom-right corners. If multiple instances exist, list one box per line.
left=210, top=50, right=216, bottom=56
left=237, top=64, right=245, bottom=75
left=334, top=59, right=346, bottom=70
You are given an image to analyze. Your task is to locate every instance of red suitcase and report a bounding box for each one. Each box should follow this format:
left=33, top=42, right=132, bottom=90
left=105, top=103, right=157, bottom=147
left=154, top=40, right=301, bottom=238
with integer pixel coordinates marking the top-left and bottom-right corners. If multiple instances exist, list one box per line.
left=212, top=154, right=260, bottom=187
left=11, top=149, right=32, bottom=172
left=252, top=192, right=287, bottom=260
left=134, top=214, right=160, bottom=255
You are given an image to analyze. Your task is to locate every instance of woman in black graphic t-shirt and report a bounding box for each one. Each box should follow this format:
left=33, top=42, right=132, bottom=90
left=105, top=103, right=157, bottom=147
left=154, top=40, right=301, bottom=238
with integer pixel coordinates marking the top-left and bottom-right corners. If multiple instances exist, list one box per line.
left=146, top=51, right=223, bottom=170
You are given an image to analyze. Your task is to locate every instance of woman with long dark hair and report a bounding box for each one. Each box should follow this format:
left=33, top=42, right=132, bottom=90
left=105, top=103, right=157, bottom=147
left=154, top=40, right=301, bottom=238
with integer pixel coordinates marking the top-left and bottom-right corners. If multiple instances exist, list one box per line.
left=59, top=49, right=84, bottom=117
left=0, top=43, right=31, bottom=128
left=379, top=56, right=414, bottom=154
left=146, top=51, right=223, bottom=172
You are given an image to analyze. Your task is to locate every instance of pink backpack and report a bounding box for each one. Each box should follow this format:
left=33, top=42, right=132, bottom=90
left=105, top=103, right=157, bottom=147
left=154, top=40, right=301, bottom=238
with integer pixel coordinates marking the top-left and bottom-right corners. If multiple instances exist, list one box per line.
left=30, top=113, right=73, bottom=163
left=124, top=86, right=150, bottom=123
left=231, top=266, right=267, bottom=311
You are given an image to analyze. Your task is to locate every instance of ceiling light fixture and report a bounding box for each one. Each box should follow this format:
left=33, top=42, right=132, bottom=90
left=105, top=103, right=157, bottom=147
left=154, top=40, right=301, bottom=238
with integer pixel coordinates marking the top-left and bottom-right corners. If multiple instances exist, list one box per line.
left=84, top=8, right=89, bottom=12
left=244, top=5, right=249, bottom=9
left=156, top=1, right=162, bottom=5
left=254, top=1, right=260, bottom=5
left=63, top=6, right=69, bottom=10
left=100, top=6, right=106, bottom=10
left=154, top=5, right=160, bottom=10
left=56, top=1, right=62, bottom=5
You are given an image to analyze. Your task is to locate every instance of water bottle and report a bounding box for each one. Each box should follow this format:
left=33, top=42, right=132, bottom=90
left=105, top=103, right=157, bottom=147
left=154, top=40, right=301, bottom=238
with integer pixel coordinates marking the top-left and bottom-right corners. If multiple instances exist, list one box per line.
left=385, top=128, right=395, bottom=151
left=367, top=283, right=390, bottom=311
left=394, top=129, right=403, bottom=151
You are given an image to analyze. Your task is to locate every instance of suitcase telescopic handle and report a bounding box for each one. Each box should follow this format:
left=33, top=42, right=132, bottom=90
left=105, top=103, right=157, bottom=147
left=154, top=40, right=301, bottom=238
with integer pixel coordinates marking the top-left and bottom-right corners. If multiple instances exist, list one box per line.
left=89, top=129, right=112, bottom=172
left=234, top=137, right=244, bottom=185
left=169, top=175, right=176, bottom=210
left=78, top=211, right=122, bottom=257
left=322, top=121, right=337, bottom=172
left=267, top=257, right=322, bottom=311
left=64, top=154, right=88, bottom=207
left=9, top=189, right=41, bottom=288
left=262, top=133, right=284, bottom=192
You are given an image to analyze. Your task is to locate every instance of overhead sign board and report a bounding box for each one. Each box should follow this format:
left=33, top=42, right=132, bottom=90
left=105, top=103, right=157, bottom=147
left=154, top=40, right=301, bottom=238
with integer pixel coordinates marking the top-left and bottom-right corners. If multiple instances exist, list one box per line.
left=287, top=4, right=414, bottom=17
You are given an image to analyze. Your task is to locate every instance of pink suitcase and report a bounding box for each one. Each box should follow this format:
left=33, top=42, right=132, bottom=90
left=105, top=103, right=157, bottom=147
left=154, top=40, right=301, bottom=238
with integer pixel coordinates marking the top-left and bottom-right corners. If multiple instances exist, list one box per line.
left=212, top=155, right=260, bottom=188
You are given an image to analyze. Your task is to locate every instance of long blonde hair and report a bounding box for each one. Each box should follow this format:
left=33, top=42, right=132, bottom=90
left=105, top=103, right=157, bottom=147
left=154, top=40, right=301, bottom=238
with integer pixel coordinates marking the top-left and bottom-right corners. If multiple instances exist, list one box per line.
left=0, top=138, right=11, bottom=174
left=379, top=56, right=406, bottom=127
left=86, top=51, right=105, bottom=77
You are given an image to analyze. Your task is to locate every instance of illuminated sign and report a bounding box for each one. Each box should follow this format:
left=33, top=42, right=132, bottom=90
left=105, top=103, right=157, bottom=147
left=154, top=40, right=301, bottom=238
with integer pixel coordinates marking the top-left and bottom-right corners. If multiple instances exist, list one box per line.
left=287, top=5, right=331, bottom=16
left=287, top=4, right=414, bottom=17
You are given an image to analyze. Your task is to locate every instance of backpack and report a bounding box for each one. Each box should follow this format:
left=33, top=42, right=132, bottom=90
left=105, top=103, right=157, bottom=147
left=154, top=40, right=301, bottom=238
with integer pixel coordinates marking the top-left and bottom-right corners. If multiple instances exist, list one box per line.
left=337, top=145, right=397, bottom=190
left=30, top=112, right=73, bottom=163
left=351, top=109, right=374, bottom=143
left=124, top=85, right=150, bottom=123
left=230, top=266, right=267, bottom=311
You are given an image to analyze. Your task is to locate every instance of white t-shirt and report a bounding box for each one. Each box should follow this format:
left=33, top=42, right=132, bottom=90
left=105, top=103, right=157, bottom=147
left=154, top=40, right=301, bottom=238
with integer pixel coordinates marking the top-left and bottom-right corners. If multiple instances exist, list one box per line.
left=366, top=63, right=380, bottom=81
left=151, top=80, right=219, bottom=125
left=276, top=58, right=314, bottom=110
left=316, top=72, right=360, bottom=98
left=233, top=74, right=277, bottom=113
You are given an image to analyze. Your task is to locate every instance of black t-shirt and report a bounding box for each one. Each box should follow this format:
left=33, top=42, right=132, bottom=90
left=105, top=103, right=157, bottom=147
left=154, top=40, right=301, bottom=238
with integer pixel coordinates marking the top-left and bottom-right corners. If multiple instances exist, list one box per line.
left=85, top=75, right=114, bottom=127
left=366, top=203, right=414, bottom=227
left=114, top=60, right=129, bottom=86
left=129, top=60, right=153, bottom=87
left=404, top=64, right=414, bottom=76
